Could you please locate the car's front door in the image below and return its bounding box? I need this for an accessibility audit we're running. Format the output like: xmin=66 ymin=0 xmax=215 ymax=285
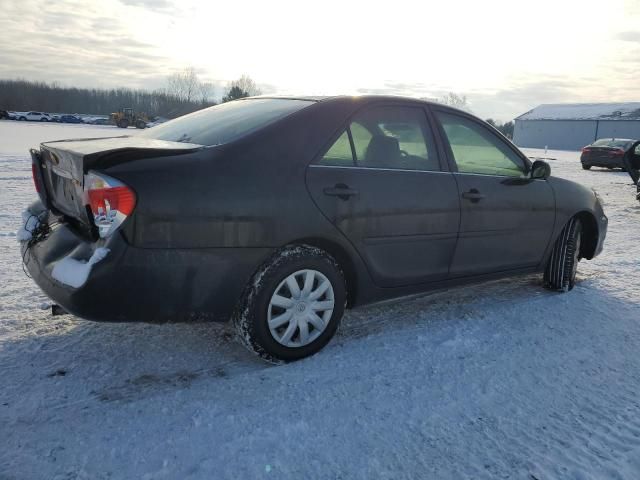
xmin=306 ymin=104 xmax=460 ymax=287
xmin=433 ymin=109 xmax=556 ymax=276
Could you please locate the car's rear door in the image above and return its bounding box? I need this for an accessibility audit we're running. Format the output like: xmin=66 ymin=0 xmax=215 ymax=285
xmin=432 ymin=108 xmax=555 ymax=276
xmin=306 ymin=104 xmax=460 ymax=287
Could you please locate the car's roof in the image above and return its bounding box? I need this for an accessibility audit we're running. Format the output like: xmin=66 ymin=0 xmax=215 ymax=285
xmin=241 ymin=94 xmax=440 ymax=106
xmin=239 ymin=94 xmax=467 ymax=114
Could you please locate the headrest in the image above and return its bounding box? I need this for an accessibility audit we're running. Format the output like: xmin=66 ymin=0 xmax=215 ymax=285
xmin=364 ymin=135 xmax=400 ymax=167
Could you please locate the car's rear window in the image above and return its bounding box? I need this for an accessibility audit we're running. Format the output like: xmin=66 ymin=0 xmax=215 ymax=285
xmin=592 ymin=138 xmax=633 ymax=149
xmin=139 ymin=98 xmax=314 ymax=146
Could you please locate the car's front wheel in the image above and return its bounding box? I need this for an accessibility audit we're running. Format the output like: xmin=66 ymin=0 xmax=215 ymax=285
xmin=234 ymin=245 xmax=346 ymax=363
xmin=582 ymin=164 xmax=591 ymax=170
xmin=544 ymin=218 xmax=582 ymax=292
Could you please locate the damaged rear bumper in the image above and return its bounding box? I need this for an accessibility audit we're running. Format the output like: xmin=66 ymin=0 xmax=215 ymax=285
xmin=22 ymin=219 xmax=271 ymax=323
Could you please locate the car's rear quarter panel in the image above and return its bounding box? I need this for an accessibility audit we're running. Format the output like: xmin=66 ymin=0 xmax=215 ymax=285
xmin=106 ymin=101 xmax=357 ymax=249
xmin=99 ymin=99 xmax=375 ymax=316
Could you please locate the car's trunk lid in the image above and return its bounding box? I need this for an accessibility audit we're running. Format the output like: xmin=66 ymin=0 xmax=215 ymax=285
xmin=585 ymin=146 xmax=623 ymax=160
xmin=35 ymin=136 xmax=202 ymax=225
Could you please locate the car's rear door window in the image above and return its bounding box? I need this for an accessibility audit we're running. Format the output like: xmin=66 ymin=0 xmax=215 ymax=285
xmin=349 ymin=122 xmax=372 ymax=162
xmin=350 ymin=106 xmax=440 ymax=171
xmin=320 ymin=130 xmax=355 ymax=166
xmin=436 ymin=111 xmax=526 ymax=177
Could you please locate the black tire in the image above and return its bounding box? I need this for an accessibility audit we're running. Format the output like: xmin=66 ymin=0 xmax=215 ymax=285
xmin=19 ymin=116 xmax=26 ymax=121
xmin=135 ymin=120 xmax=146 ymax=129
xmin=117 ymin=119 xmax=129 ymax=128
xmin=581 ymin=164 xmax=591 ymax=170
xmin=544 ymin=218 xmax=582 ymax=292
xmin=233 ymin=245 xmax=346 ymax=363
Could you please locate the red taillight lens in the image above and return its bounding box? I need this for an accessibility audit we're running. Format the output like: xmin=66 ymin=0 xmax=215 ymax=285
xmin=87 ymin=186 xmax=136 ymax=216
xmin=84 ymin=171 xmax=136 ymax=238
xmin=31 ymin=163 xmax=41 ymax=193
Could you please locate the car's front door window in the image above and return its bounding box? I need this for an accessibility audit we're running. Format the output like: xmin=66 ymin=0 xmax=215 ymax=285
xmin=436 ymin=112 xmax=526 ymax=177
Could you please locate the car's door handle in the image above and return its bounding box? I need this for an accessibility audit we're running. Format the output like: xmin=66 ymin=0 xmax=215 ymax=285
xmin=461 ymin=189 xmax=486 ymax=202
xmin=323 ymin=184 xmax=359 ymax=200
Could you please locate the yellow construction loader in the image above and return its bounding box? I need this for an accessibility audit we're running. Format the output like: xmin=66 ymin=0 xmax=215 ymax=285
xmin=110 ymin=108 xmax=148 ymax=129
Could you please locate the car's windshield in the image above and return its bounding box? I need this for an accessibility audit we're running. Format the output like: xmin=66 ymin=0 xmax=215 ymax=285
xmin=139 ymin=98 xmax=314 ymax=146
xmin=592 ymin=138 xmax=632 ymax=149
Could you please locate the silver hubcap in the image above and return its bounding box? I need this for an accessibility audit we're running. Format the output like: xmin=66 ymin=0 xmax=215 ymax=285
xmin=267 ymin=269 xmax=335 ymax=348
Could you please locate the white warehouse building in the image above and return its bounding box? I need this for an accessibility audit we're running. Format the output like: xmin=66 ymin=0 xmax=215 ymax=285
xmin=513 ymin=102 xmax=640 ymax=151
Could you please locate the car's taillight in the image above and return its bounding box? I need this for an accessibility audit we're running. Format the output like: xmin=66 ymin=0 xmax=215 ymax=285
xmin=581 ymin=147 xmax=590 ymax=154
xmin=612 ymin=149 xmax=625 ymax=156
xmin=84 ymin=171 xmax=136 ymax=238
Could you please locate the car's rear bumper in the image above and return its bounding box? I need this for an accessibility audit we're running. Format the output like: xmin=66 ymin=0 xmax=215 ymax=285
xmin=581 ymin=156 xmax=624 ymax=168
xmin=22 ymin=220 xmax=271 ymax=323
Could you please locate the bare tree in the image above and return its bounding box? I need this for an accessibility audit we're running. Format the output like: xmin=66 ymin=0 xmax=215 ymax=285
xmin=167 ymin=67 xmax=201 ymax=103
xmin=222 ymin=74 xmax=261 ymax=102
xmin=235 ymin=75 xmax=262 ymax=96
xmin=438 ymin=92 xmax=469 ymax=109
xmin=198 ymin=81 xmax=215 ymax=105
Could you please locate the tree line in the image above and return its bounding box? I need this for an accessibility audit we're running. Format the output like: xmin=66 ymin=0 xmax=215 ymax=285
xmin=435 ymin=93 xmax=514 ymax=139
xmin=485 ymin=118 xmax=514 ymax=139
xmin=0 ymin=70 xmax=262 ymax=119
xmin=0 ymin=75 xmax=514 ymax=135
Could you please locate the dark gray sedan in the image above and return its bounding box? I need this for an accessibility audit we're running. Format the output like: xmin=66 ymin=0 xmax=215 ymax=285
xmin=22 ymin=96 xmax=608 ymax=362
xmin=581 ymin=138 xmax=640 ymax=170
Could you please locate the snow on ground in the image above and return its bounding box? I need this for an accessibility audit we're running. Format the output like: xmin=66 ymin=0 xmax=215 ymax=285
xmin=1 ymin=120 xmax=640 ymax=479
xmin=0 ymin=120 xmax=130 ymax=156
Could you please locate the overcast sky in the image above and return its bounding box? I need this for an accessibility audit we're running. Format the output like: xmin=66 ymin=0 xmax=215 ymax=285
xmin=1 ymin=0 xmax=639 ymax=120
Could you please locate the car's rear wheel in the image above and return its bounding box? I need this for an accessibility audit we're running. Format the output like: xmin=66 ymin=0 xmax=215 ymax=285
xmin=544 ymin=218 xmax=582 ymax=292
xmin=582 ymin=164 xmax=591 ymax=170
xmin=234 ymin=245 xmax=346 ymax=363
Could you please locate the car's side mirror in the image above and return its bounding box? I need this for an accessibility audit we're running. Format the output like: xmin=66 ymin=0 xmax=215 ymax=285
xmin=531 ymin=160 xmax=551 ymax=180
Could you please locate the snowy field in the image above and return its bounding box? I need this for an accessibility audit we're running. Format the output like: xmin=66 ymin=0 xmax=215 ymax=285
xmin=1 ymin=120 xmax=640 ymax=479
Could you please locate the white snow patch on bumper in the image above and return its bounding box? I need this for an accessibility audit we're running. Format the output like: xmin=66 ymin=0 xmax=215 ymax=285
xmin=17 ymin=206 xmax=45 ymax=242
xmin=51 ymin=248 xmax=110 ymax=288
